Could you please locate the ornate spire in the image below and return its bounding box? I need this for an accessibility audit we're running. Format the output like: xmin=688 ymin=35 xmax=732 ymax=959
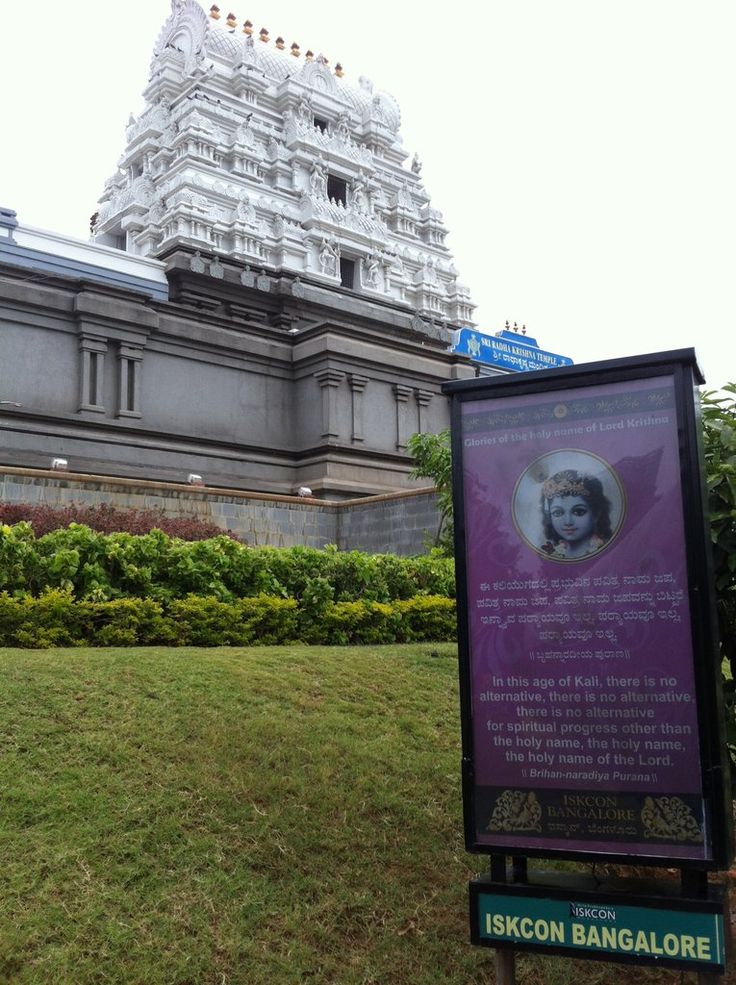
xmin=150 ymin=0 xmax=209 ymax=75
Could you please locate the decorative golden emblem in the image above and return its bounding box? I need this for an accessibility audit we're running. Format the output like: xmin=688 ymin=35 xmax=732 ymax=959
xmin=641 ymin=796 xmax=704 ymax=843
xmin=487 ymin=790 xmax=542 ymax=833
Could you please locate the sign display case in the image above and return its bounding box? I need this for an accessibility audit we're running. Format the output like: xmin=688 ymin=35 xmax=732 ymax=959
xmin=445 ymin=350 xmax=732 ymax=868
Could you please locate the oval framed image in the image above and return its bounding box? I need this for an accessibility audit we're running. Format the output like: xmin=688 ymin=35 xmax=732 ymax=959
xmin=512 ymin=449 xmax=626 ymax=562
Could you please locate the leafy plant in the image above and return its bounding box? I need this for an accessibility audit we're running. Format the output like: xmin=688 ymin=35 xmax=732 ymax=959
xmin=0 ymin=522 xmax=40 ymax=594
xmin=701 ymin=385 xmax=736 ymax=762
xmin=406 ymin=429 xmax=453 ymax=553
xmin=0 ymin=592 xmax=453 ymax=648
xmin=0 ymin=501 xmax=237 ymax=541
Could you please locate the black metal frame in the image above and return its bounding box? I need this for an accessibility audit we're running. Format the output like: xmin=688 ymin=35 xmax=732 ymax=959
xmin=443 ymin=349 xmax=733 ymax=870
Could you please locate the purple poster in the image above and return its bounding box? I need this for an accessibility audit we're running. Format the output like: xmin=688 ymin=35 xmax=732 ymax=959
xmin=461 ymin=375 xmax=708 ymax=860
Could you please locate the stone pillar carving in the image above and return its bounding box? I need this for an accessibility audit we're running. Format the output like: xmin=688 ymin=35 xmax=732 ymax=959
xmin=415 ymin=389 xmax=433 ymax=434
xmin=79 ymin=336 xmax=107 ymax=413
xmin=348 ymin=374 xmax=369 ymax=443
xmin=315 ymin=369 xmax=345 ymax=439
xmin=117 ymin=344 xmax=144 ymax=419
xmin=393 ymin=383 xmax=413 ymax=450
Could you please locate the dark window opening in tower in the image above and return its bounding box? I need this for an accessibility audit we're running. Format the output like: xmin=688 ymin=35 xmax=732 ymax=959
xmin=339 ymin=258 xmax=355 ymax=289
xmin=327 ymin=174 xmax=347 ymax=206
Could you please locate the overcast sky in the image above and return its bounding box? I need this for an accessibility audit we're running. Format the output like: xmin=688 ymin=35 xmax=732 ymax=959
xmin=2 ymin=1 xmax=734 ymax=387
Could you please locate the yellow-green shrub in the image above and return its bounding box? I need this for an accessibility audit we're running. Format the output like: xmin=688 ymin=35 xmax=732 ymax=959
xmin=394 ymin=597 xmax=457 ymax=642
xmin=167 ymin=594 xmax=299 ymax=646
xmin=0 ymin=593 xmax=455 ymax=648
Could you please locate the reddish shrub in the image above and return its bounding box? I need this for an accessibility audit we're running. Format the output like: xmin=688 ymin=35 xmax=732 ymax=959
xmin=0 ymin=502 xmax=241 ymax=541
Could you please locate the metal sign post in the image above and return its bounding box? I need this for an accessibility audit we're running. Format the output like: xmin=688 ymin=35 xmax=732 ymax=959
xmin=444 ymin=350 xmax=733 ymax=975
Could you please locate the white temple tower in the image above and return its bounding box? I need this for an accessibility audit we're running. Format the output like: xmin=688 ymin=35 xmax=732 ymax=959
xmin=0 ymin=2 xmax=478 ymax=501
xmin=93 ymin=0 xmax=475 ymax=333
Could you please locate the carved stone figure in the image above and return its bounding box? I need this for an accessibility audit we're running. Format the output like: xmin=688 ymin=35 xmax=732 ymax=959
xmin=319 ymin=238 xmax=339 ymax=277
xmin=351 ymin=174 xmax=369 ymax=213
xmin=148 ymin=199 xmax=166 ymax=225
xmin=234 ymin=117 xmax=255 ymax=148
xmin=371 ymin=94 xmax=386 ymax=123
xmin=310 ymin=161 xmax=327 ymax=198
xmin=242 ymin=35 xmax=259 ymax=66
xmin=364 ymin=253 xmax=381 ymax=288
xmin=424 ymin=255 xmax=439 ymax=285
xmin=335 ymin=112 xmax=351 ymax=143
xmin=397 ymin=181 xmax=413 ymax=209
xmin=296 ymin=95 xmax=312 ymax=124
xmin=236 ymin=195 xmax=256 ymax=225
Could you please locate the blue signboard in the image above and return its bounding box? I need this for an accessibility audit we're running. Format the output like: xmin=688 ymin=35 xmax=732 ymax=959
xmin=452 ymin=329 xmax=573 ymax=373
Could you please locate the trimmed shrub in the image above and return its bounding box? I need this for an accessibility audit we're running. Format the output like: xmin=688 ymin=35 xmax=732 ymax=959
xmin=83 ymin=597 xmax=175 ymax=647
xmin=0 ymin=524 xmax=455 ymax=604
xmin=167 ymin=595 xmax=299 ymax=646
xmin=298 ymin=601 xmax=400 ymax=646
xmin=394 ymin=596 xmax=457 ymax=642
xmin=166 ymin=596 xmax=249 ymax=646
xmin=0 ymin=502 xmax=237 ymax=541
xmin=0 ymin=594 xmax=454 ymax=648
xmin=236 ymin=595 xmax=300 ymax=645
xmin=0 ymin=588 xmax=88 ymax=648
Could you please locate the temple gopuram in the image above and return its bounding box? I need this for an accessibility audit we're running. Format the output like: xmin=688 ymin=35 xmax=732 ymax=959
xmin=0 ymin=0 xmax=479 ymax=499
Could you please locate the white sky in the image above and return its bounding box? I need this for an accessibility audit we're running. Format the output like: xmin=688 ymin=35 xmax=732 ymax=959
xmin=2 ymin=1 xmax=734 ymax=387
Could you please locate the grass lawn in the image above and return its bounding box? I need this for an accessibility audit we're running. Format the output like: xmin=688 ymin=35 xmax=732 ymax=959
xmin=0 ymin=644 xmax=728 ymax=984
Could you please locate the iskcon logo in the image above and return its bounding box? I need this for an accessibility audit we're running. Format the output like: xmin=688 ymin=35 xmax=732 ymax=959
xmin=570 ymin=903 xmax=617 ymax=922
xmin=468 ymin=334 xmax=482 ymax=359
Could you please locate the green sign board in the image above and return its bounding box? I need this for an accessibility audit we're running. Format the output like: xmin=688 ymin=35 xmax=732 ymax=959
xmin=470 ymin=876 xmax=728 ymax=973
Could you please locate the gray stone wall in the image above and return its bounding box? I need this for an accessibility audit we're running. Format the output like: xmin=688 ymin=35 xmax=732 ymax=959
xmin=336 ymin=490 xmax=442 ymax=554
xmin=0 ymin=468 xmax=441 ymax=555
xmin=0 ymin=252 xmax=475 ymax=500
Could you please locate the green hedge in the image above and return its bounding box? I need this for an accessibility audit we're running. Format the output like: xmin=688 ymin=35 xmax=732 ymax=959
xmin=0 ymin=591 xmax=457 ymax=648
xmin=0 ymin=524 xmax=454 ymax=603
